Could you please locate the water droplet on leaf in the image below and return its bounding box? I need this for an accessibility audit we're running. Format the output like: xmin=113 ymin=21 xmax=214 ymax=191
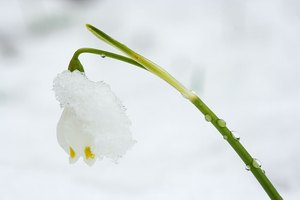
xmin=205 ymin=114 xmax=212 ymax=122
xmin=101 ymin=54 xmax=106 ymax=58
xmin=232 ymin=130 xmax=240 ymax=141
xmin=217 ymin=119 xmax=226 ymax=127
xmin=245 ymin=165 xmax=251 ymax=171
xmin=252 ymin=158 xmax=262 ymax=168
xmin=223 ymin=135 xmax=228 ymax=140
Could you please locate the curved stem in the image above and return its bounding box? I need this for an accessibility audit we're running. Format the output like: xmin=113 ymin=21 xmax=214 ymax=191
xmin=86 ymin=24 xmax=193 ymax=99
xmin=68 ymin=48 xmax=146 ymax=72
xmin=84 ymin=24 xmax=283 ymax=199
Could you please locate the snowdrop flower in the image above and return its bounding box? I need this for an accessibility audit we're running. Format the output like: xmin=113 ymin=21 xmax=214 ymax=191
xmin=53 ymin=70 xmax=135 ymax=165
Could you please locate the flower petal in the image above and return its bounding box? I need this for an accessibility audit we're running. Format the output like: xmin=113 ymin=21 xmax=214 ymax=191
xmin=54 ymin=70 xmax=136 ymax=163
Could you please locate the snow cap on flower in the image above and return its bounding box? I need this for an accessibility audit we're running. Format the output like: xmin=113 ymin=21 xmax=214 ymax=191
xmin=53 ymin=70 xmax=135 ymax=165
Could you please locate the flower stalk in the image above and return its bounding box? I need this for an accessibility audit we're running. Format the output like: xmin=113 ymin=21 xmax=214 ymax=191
xmin=67 ymin=24 xmax=283 ymax=199
xmin=68 ymin=48 xmax=146 ymax=72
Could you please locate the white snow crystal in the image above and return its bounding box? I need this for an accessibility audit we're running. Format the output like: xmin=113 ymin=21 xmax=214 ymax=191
xmin=53 ymin=70 xmax=135 ymax=165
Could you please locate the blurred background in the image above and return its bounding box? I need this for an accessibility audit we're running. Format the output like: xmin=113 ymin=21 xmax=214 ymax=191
xmin=1 ymin=0 xmax=300 ymax=199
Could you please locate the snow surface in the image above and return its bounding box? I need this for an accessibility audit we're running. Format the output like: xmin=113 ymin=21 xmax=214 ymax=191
xmin=1 ymin=0 xmax=300 ymax=199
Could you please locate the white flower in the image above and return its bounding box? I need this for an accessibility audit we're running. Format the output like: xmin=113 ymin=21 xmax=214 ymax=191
xmin=53 ymin=70 xmax=135 ymax=165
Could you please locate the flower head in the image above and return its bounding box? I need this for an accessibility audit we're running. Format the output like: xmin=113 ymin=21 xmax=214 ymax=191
xmin=53 ymin=70 xmax=135 ymax=165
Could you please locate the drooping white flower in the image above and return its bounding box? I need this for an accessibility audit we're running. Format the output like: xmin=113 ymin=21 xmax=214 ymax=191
xmin=53 ymin=70 xmax=135 ymax=165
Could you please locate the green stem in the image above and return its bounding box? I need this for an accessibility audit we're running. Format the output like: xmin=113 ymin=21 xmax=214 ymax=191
xmin=192 ymin=96 xmax=282 ymax=200
xmin=86 ymin=24 xmax=193 ymax=99
xmin=83 ymin=24 xmax=283 ymax=199
xmin=68 ymin=48 xmax=146 ymax=72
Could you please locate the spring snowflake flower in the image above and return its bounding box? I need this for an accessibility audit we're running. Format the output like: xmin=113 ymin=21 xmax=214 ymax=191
xmin=53 ymin=70 xmax=135 ymax=165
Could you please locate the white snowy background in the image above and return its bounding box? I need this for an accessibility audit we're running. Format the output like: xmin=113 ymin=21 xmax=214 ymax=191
xmin=1 ymin=0 xmax=299 ymax=199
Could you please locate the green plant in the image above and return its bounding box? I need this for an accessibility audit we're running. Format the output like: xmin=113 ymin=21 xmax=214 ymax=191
xmin=64 ymin=24 xmax=283 ymax=200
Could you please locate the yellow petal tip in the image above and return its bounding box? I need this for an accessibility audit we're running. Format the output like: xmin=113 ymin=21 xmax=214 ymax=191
xmin=69 ymin=147 xmax=76 ymax=159
xmin=84 ymin=146 xmax=95 ymax=160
